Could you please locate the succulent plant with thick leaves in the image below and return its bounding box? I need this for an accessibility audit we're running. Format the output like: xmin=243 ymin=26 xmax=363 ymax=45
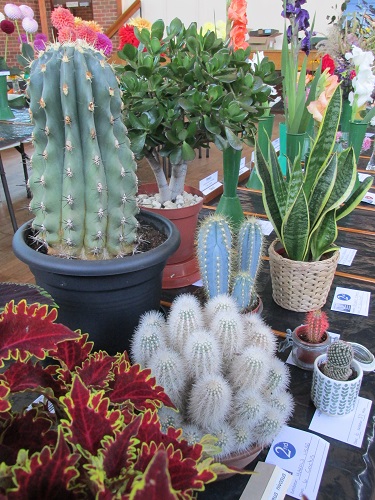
xmin=28 ymin=41 xmax=139 ymax=259
xmin=131 ymin=293 xmax=293 ymax=457
xmin=255 ymin=86 xmax=373 ymax=261
xmin=117 ymin=18 xmax=281 ymax=204
xmin=197 ymin=214 xmax=264 ymax=311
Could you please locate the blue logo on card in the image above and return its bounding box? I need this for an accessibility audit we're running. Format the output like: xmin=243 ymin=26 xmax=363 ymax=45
xmin=337 ymin=293 xmax=351 ymax=301
xmin=273 ymin=442 xmax=296 ymax=459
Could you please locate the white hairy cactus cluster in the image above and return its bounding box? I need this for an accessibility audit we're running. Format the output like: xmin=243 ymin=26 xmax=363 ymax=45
xmin=131 ymin=293 xmax=293 ymax=458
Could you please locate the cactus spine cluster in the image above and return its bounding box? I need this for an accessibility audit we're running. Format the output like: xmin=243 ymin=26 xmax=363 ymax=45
xmin=131 ymin=293 xmax=293 ymax=457
xmin=28 ymin=42 xmax=139 ymax=259
xmin=305 ymin=309 xmax=329 ymax=343
xmin=196 ymin=215 xmax=264 ymax=311
xmin=323 ymin=340 xmax=354 ymax=381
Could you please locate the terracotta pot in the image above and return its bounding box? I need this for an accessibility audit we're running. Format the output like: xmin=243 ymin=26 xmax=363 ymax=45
xmin=292 ymin=325 xmax=331 ymax=371
xmin=218 ymin=445 xmax=263 ymax=480
xmin=137 ymin=184 xmax=204 ymax=289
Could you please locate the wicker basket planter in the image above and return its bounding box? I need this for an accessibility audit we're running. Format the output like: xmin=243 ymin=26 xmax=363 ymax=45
xmin=268 ymin=240 xmax=339 ymax=312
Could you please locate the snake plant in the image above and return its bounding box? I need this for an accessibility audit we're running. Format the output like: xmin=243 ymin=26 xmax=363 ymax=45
xmin=255 ymin=86 xmax=373 ymax=262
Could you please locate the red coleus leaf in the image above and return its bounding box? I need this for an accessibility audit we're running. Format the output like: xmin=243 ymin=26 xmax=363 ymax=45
xmin=0 ymin=381 xmax=11 ymax=412
xmin=0 ymin=301 xmax=80 ymax=367
xmin=0 ymin=408 xmax=57 ymax=465
xmin=49 ymin=333 xmax=94 ymax=379
xmin=101 ymin=414 xmax=142 ymax=479
xmin=0 ymin=359 xmax=66 ymax=401
xmin=75 ymin=350 xmax=116 ymax=389
xmin=8 ymin=428 xmax=79 ymax=500
xmin=130 ymin=449 xmax=179 ymax=500
xmin=61 ymin=375 xmax=122 ymax=455
xmin=107 ymin=357 xmax=174 ymax=411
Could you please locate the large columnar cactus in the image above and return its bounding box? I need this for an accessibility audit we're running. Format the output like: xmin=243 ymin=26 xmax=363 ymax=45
xmin=28 ymin=42 xmax=139 ymax=259
xmin=131 ymin=293 xmax=293 ymax=457
xmin=323 ymin=340 xmax=354 ymax=381
xmin=196 ymin=215 xmax=264 ymax=311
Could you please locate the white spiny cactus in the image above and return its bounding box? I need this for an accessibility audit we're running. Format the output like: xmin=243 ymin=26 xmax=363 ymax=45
xmin=204 ymin=294 xmax=239 ymax=323
xmin=210 ymin=310 xmax=245 ymax=363
xmin=131 ymin=311 xmax=166 ymax=367
xmin=208 ymin=423 xmax=237 ymax=458
xmin=243 ymin=314 xmax=278 ymax=353
xmin=184 ymin=329 xmax=222 ymax=379
xmin=158 ymin=406 xmax=183 ymax=434
xmin=233 ymin=388 xmax=265 ymax=424
xmin=149 ymin=348 xmax=187 ymax=409
xmin=231 ymin=416 xmax=257 ymax=453
xmin=263 ymin=358 xmax=291 ymax=396
xmin=181 ymin=424 xmax=204 ymax=446
xmin=189 ymin=373 xmax=232 ymax=429
xmin=167 ymin=294 xmax=203 ymax=351
xmin=252 ymin=408 xmax=286 ymax=447
xmin=268 ymin=391 xmax=294 ymax=421
xmin=228 ymin=346 xmax=269 ymax=391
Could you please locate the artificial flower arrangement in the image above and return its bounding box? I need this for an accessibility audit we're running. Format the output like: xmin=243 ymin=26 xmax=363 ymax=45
xmin=118 ymin=16 xmax=152 ymax=49
xmin=50 ymin=6 xmax=113 ymax=56
xmin=0 ymin=3 xmax=45 ymax=73
xmin=0 ymin=290 xmax=235 ymax=497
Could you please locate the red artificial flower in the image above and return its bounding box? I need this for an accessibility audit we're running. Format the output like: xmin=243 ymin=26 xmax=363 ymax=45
xmin=0 ymin=19 xmax=15 ymax=35
xmin=118 ymin=25 xmax=140 ymax=50
xmin=350 ymin=70 xmax=356 ymax=79
xmin=321 ymin=54 xmax=335 ymax=75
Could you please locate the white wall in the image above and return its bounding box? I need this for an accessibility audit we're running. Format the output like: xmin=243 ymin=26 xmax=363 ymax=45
xmin=123 ymin=0 xmax=339 ymax=49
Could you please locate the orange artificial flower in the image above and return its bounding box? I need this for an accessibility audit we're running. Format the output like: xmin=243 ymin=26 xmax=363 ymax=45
xmin=230 ymin=23 xmax=249 ymax=50
xmin=228 ymin=0 xmax=247 ymax=22
xmin=307 ymin=74 xmax=340 ymax=122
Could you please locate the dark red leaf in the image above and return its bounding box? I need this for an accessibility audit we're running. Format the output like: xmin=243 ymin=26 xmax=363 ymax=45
xmin=0 ymin=282 xmax=57 ymax=312
xmin=107 ymin=358 xmax=174 ymax=411
xmin=76 ymin=351 xmax=115 ymax=389
xmin=130 ymin=449 xmax=178 ymax=500
xmin=61 ymin=375 xmax=122 ymax=455
xmin=8 ymin=428 xmax=79 ymax=499
xmin=0 ymin=408 xmax=57 ymax=465
xmin=0 ymin=301 xmax=80 ymax=366
xmin=49 ymin=333 xmax=94 ymax=377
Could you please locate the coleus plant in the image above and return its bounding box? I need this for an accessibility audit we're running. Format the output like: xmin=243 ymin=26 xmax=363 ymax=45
xmin=0 ymin=292 xmax=232 ymax=498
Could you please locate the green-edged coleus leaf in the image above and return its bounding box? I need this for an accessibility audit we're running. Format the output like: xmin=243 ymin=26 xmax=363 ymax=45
xmin=106 ymin=358 xmax=174 ymax=411
xmin=49 ymin=333 xmax=94 ymax=380
xmin=129 ymin=449 xmax=178 ymax=500
xmin=0 ymin=381 xmax=10 ymax=412
xmin=75 ymin=351 xmax=115 ymax=389
xmin=309 ymin=209 xmax=339 ymax=261
xmin=0 ymin=359 xmax=65 ymax=401
xmin=281 ymin=185 xmax=310 ymax=261
xmin=0 ymin=301 xmax=80 ymax=368
xmin=0 ymin=408 xmax=57 ymax=465
xmin=61 ymin=375 xmax=122 ymax=455
xmin=10 ymin=428 xmax=79 ymax=499
xmin=0 ymin=282 xmax=57 ymax=313
xmin=101 ymin=415 xmax=142 ymax=480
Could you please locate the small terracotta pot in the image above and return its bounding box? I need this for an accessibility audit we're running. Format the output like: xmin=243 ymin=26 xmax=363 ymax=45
xmin=292 ymin=325 xmax=331 ymax=371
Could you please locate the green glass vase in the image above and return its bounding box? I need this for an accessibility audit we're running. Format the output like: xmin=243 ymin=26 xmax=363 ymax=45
xmin=216 ymin=146 xmax=245 ymax=226
xmin=247 ymin=114 xmax=275 ymax=190
xmin=278 ymin=122 xmax=287 ymax=175
xmin=349 ymin=120 xmax=368 ymax=163
xmin=0 ymin=74 xmax=15 ymax=120
xmin=340 ymin=99 xmax=352 ymax=133
xmin=286 ymin=131 xmax=306 ymax=165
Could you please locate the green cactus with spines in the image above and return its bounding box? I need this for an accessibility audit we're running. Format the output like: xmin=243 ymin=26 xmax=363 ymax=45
xmin=323 ymin=340 xmax=354 ymax=381
xmin=28 ymin=42 xmax=138 ymax=259
xmin=197 ymin=215 xmax=264 ymax=311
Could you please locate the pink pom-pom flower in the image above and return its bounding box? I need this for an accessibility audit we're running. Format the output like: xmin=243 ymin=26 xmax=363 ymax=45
xmin=22 ymin=16 xmax=38 ymax=33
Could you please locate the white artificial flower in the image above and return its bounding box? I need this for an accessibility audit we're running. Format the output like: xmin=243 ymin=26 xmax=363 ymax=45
xmin=19 ymin=5 xmax=34 ymax=19
xmin=22 ymin=16 xmax=38 ymax=33
xmin=0 ymin=12 xmax=5 ymax=22
xmin=249 ymin=51 xmax=264 ymax=70
xmin=345 ymin=45 xmax=374 ymax=68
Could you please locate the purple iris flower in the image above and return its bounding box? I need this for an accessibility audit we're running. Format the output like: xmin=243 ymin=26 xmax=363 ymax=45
xmin=296 ymin=8 xmax=310 ymax=30
xmin=300 ymin=30 xmax=311 ymax=55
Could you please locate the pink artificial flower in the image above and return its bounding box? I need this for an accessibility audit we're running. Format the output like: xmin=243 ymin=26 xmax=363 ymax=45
xmin=22 ymin=16 xmax=38 ymax=33
xmin=51 ymin=6 xmax=75 ymax=30
xmin=57 ymin=26 xmax=77 ymax=43
xmin=75 ymin=24 xmax=98 ymax=45
xmin=4 ymin=3 xmax=22 ymax=20
xmin=95 ymin=32 xmax=113 ymax=56
xmin=336 ymin=131 xmax=343 ymax=142
xmin=307 ymin=74 xmax=340 ymax=122
xmin=362 ymin=136 xmax=372 ymax=152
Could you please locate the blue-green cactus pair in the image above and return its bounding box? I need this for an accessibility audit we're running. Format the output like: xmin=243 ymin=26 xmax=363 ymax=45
xmin=197 ymin=214 xmax=264 ymax=311
xmin=28 ymin=42 xmax=138 ymax=259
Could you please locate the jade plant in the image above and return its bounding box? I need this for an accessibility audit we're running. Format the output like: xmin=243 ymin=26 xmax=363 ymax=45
xmin=323 ymin=340 xmax=354 ymax=381
xmin=27 ymin=41 xmax=139 ymax=259
xmin=131 ymin=294 xmax=293 ymax=458
xmin=0 ymin=296 xmax=235 ymax=498
xmin=117 ymin=18 xmax=280 ymax=204
xmin=197 ymin=214 xmax=264 ymax=311
xmin=255 ymin=85 xmax=373 ymax=261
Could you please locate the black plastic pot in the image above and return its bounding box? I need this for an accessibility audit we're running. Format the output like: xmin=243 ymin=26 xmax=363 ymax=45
xmin=12 ymin=212 xmax=180 ymax=355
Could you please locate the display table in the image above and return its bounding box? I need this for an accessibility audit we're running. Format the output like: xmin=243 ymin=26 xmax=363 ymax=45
xmin=160 ymin=148 xmax=375 ymax=499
